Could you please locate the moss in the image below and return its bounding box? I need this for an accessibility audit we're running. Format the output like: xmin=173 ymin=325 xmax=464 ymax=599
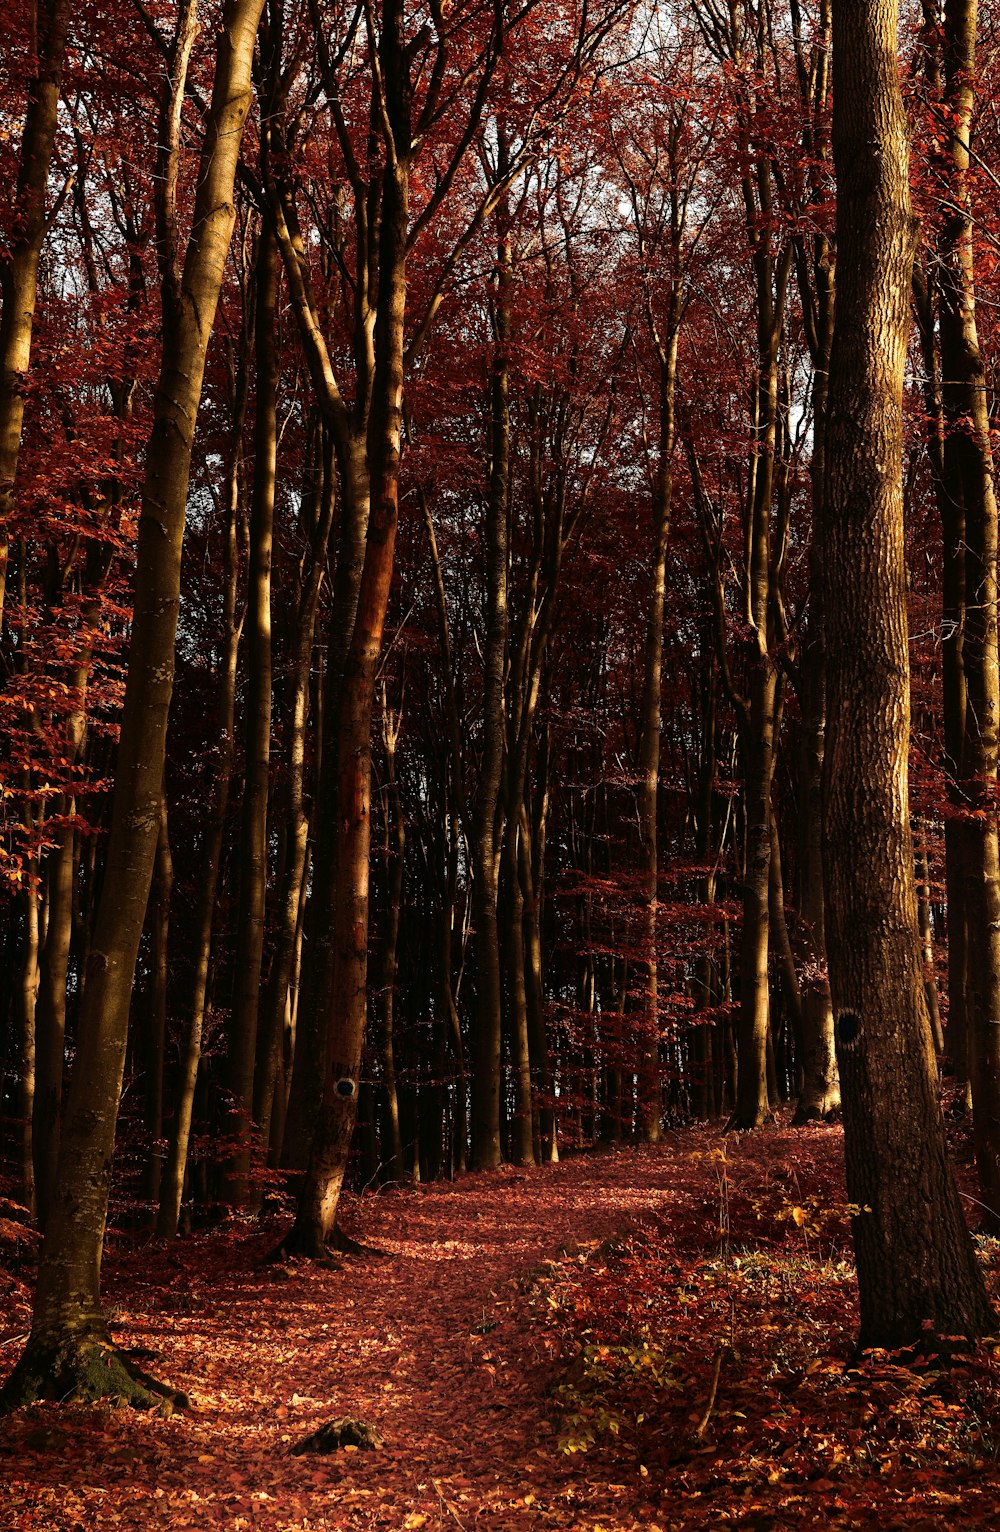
xmin=0 ymin=1332 xmax=188 ymax=1416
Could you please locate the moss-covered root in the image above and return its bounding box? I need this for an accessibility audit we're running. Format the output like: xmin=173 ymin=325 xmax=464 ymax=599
xmin=0 ymin=1334 xmax=189 ymax=1416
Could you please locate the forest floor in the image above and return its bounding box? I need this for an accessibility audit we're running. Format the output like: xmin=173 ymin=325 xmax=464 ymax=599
xmin=3 ymin=1117 xmax=1000 ymax=1530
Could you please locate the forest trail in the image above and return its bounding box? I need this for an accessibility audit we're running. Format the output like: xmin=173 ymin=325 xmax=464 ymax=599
xmin=7 ymin=1120 xmax=998 ymax=1531
xmin=0 ymin=1131 xmax=783 ymax=1532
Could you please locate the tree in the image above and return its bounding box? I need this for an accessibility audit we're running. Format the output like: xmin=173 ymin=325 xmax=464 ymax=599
xmin=0 ymin=0 xmax=267 ymax=1409
xmin=822 ymin=0 xmax=993 ymax=1348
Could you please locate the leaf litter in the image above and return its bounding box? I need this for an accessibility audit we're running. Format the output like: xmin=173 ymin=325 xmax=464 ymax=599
xmin=2 ymin=1117 xmax=1000 ymax=1529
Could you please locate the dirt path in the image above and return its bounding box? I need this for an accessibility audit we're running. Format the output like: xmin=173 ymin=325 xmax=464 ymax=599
xmin=1 ymin=1140 xmax=725 ymax=1532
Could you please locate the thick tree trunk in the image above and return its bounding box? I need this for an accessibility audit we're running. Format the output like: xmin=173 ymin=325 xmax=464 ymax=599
xmin=822 ymin=0 xmax=993 ymax=1348
xmin=1 ymin=0 xmax=266 ymax=1408
xmin=281 ymin=79 xmax=410 ymax=1252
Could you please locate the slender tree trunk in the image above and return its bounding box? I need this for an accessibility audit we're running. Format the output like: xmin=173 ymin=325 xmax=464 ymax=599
xmin=795 ymin=585 xmax=840 ymax=1121
xmin=471 ymin=163 xmax=511 ymax=1172
xmin=32 ymin=813 xmax=73 ymax=1228
xmin=502 ymin=822 xmax=535 ymax=1165
xmin=254 ymin=432 xmax=333 ymax=1168
xmin=729 ymin=243 xmax=788 ymax=1129
xmin=637 ymin=338 xmax=678 ymax=1144
xmin=731 ymin=659 xmax=777 ymax=1127
xmin=144 ymin=796 xmax=172 ymax=1209
xmin=158 ymin=346 xmax=247 ymax=1241
xmin=376 ymin=695 xmax=405 ymax=1180
xmin=0 ymin=0 xmax=73 ymax=630
xmin=226 ymin=224 xmax=278 ymax=1204
xmin=917 ymin=837 xmax=946 ymax=1055
xmin=933 ymin=0 xmax=1000 ymax=1228
xmin=822 ymin=0 xmax=993 ymax=1347
xmin=1 ymin=0 xmax=266 ymax=1407
xmin=519 ymin=801 xmax=556 ymax=1160
xmin=281 ymin=438 xmax=369 ymax=1169
xmin=18 ymin=845 xmax=40 ymax=1217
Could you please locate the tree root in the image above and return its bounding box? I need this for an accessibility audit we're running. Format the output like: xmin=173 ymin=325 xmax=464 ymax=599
xmin=270 ymin=1219 xmax=387 ymax=1264
xmin=0 ymin=1332 xmax=188 ymax=1416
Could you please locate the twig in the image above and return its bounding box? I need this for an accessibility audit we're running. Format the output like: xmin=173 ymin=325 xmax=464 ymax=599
xmin=432 ymin=1478 xmax=467 ymax=1529
xmin=692 ymin=1345 xmax=729 ymax=1441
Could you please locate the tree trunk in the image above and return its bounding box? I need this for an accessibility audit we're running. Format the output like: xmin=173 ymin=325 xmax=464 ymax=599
xmin=470 ymin=163 xmax=511 ymax=1173
xmin=253 ymin=430 xmax=333 ymax=1170
xmin=917 ymin=837 xmax=945 ymax=1056
xmin=158 ymin=340 xmax=247 ymax=1241
xmin=637 ymin=337 xmax=678 ymax=1144
xmin=281 ymin=436 xmax=369 ymax=1170
xmin=280 ymin=57 xmax=410 ymax=1251
xmin=144 ymin=796 xmax=172 ymax=1210
xmin=730 ymin=656 xmax=777 ymax=1127
xmin=0 ymin=0 xmax=74 ymax=631
xmin=822 ymin=0 xmax=993 ymax=1348
xmin=519 ymin=801 xmax=556 ymax=1160
xmin=502 ymin=822 xmax=536 ymax=1166
xmin=226 ymin=224 xmax=278 ymax=1205
xmin=932 ymin=0 xmax=1000 ymax=1230
xmin=1 ymin=0 xmax=266 ymax=1408
xmin=18 ymin=845 xmax=40 ymax=1217
xmin=32 ymin=814 xmax=73 ymax=1228
xmin=376 ymin=695 xmax=405 ymax=1180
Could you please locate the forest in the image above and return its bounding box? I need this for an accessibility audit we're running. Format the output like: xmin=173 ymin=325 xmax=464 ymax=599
xmin=4 ymin=0 xmax=1000 ymax=1525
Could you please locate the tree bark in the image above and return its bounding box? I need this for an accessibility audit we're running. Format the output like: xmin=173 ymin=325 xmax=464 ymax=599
xmin=1 ymin=0 xmax=266 ymax=1408
xmin=822 ymin=0 xmax=993 ymax=1348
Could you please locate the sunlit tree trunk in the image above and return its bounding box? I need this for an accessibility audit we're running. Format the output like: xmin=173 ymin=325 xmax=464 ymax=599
xmin=823 ymin=0 xmax=993 ymax=1347
xmin=1 ymin=0 xmax=266 ymax=1407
